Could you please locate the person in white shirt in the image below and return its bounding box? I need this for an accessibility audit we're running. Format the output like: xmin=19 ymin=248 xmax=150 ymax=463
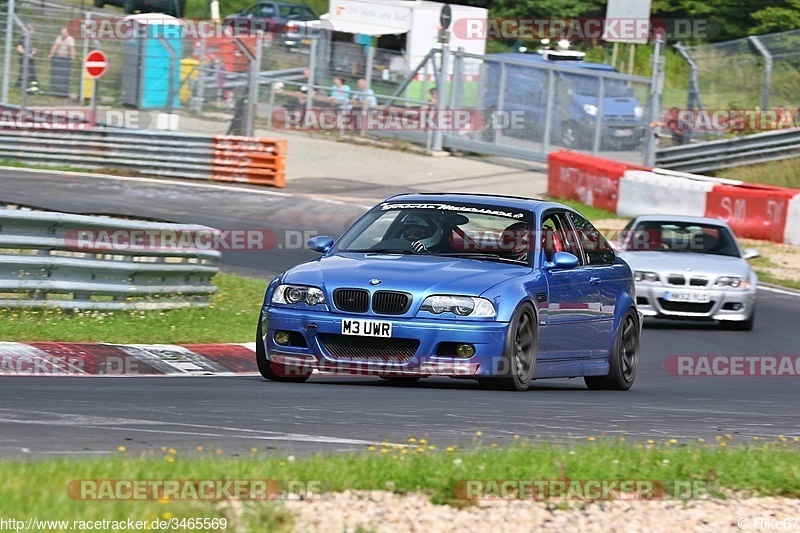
xmin=48 ymin=27 xmax=75 ymax=97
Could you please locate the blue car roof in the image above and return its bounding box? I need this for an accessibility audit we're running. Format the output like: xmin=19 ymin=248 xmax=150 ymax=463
xmin=490 ymin=53 xmax=618 ymax=72
xmin=382 ymin=193 xmax=562 ymax=213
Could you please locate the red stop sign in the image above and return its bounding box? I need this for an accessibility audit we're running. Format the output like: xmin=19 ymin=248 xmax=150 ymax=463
xmin=85 ymin=50 xmax=107 ymax=79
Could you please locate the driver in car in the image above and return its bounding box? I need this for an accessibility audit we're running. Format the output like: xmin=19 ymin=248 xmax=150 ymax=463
xmin=402 ymin=220 xmax=443 ymax=254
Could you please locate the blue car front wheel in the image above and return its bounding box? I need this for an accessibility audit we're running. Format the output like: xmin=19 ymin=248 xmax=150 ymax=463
xmin=479 ymin=303 xmax=537 ymax=392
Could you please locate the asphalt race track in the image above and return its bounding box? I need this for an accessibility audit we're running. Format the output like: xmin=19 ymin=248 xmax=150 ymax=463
xmin=1 ymin=169 xmax=799 ymax=457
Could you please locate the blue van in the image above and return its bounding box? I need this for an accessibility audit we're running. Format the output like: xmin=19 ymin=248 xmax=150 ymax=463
xmin=482 ymin=51 xmax=646 ymax=150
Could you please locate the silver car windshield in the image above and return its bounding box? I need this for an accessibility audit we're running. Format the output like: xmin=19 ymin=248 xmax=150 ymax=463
xmin=624 ymin=222 xmax=740 ymax=258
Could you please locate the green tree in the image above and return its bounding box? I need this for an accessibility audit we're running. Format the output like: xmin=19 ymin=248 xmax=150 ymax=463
xmin=750 ymin=0 xmax=800 ymax=34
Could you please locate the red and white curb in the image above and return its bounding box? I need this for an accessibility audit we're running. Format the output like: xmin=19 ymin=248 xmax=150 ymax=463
xmin=0 ymin=342 xmax=258 ymax=376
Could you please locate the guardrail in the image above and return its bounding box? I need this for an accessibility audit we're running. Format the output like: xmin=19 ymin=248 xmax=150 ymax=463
xmin=655 ymin=128 xmax=800 ymax=173
xmin=0 ymin=128 xmax=287 ymax=187
xmin=0 ymin=208 xmax=222 ymax=310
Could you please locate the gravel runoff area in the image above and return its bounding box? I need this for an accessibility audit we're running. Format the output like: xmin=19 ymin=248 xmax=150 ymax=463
xmin=285 ymin=490 xmax=800 ymax=532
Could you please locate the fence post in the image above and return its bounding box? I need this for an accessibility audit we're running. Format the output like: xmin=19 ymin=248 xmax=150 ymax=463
xmin=674 ymin=42 xmax=700 ymax=145
xmin=591 ymin=77 xmax=605 ymax=155
xmin=1 ymin=0 xmax=15 ymax=104
xmin=748 ymin=35 xmax=772 ymax=111
xmin=305 ymin=36 xmax=317 ymax=118
xmin=431 ymin=43 xmax=449 ymax=152
xmin=491 ymin=60 xmax=506 ymax=146
xmin=246 ymin=32 xmax=263 ymax=137
xmin=645 ymin=32 xmax=666 ymax=167
xmin=542 ymin=69 xmax=555 ymax=153
xmin=79 ymin=13 xmax=89 ymax=105
xmin=19 ymin=23 xmax=30 ymax=110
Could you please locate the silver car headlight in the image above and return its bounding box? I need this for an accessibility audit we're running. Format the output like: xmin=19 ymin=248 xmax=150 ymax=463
xmin=634 ymin=271 xmax=660 ymax=283
xmin=271 ymin=284 xmax=326 ymax=305
xmin=420 ymin=296 xmax=496 ymax=317
xmin=714 ymin=276 xmax=750 ymax=289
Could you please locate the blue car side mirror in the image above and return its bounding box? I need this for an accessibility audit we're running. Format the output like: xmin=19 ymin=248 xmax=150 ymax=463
xmin=307 ymin=236 xmax=334 ymax=254
xmin=544 ymin=252 xmax=580 ymax=270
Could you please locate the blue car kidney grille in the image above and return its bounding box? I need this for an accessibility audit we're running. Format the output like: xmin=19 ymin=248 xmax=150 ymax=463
xmin=372 ymin=291 xmax=411 ymax=315
xmin=318 ymin=334 xmax=418 ymax=363
xmin=333 ymin=289 xmax=370 ymax=312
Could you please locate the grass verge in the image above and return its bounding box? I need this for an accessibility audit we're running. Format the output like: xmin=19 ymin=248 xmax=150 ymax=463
xmin=716 ymin=158 xmax=800 ymax=189
xmin=546 ymin=197 xmax=619 ymax=221
xmin=1 ymin=440 xmax=798 ymax=531
xmin=0 ymin=273 xmax=267 ymax=344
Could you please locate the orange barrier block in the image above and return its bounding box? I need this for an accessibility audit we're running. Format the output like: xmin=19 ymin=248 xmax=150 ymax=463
xmin=210 ymin=135 xmax=287 ymax=188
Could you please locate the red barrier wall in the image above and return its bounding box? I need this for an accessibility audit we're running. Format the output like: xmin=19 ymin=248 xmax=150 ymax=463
xmin=547 ymin=151 xmax=649 ymax=212
xmin=705 ymin=184 xmax=797 ymax=243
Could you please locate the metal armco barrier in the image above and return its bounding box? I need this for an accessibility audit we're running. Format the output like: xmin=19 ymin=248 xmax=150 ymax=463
xmin=0 ymin=129 xmax=287 ymax=188
xmin=0 ymin=208 xmax=221 ymax=310
xmin=549 ymin=151 xmax=800 ymax=245
xmin=655 ymin=128 xmax=800 ymax=173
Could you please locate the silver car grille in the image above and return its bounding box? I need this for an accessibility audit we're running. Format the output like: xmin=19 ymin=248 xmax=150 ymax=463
xmin=667 ymin=274 xmax=709 ymax=287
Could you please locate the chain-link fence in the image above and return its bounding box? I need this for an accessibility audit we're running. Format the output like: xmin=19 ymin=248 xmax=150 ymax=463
xmin=2 ymin=0 xmax=655 ymax=164
xmin=677 ymin=29 xmax=800 ymax=115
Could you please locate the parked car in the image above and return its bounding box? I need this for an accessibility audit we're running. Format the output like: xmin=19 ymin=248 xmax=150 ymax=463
xmin=616 ymin=215 xmax=759 ymax=330
xmin=224 ymin=1 xmax=320 ymax=51
xmin=482 ymin=50 xmax=646 ymax=150
xmin=256 ymin=193 xmax=642 ymax=391
xmin=94 ymin=0 xmax=186 ymax=18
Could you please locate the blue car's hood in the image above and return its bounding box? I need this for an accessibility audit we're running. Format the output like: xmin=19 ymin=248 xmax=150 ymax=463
xmin=282 ymin=253 xmax=530 ymax=297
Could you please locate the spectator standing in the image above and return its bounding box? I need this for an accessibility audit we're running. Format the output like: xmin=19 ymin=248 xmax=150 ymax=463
xmin=16 ymin=24 xmax=39 ymax=93
xmin=48 ymin=27 xmax=75 ymax=97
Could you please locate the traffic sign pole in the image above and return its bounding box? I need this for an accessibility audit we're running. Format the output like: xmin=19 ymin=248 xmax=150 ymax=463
xmin=84 ymin=50 xmax=107 ymax=125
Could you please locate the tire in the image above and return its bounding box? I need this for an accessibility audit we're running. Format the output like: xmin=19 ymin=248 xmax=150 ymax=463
xmin=255 ymin=321 xmax=311 ymax=383
xmin=585 ymin=309 xmax=639 ymax=390
xmin=478 ymin=303 xmax=537 ymax=391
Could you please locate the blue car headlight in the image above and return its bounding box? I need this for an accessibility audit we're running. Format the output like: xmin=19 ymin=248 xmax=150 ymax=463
xmin=419 ymin=295 xmax=496 ymax=317
xmin=271 ymin=284 xmax=326 ymax=306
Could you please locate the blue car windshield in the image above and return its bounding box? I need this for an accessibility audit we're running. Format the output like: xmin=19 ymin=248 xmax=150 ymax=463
xmin=335 ymin=204 xmax=533 ymax=263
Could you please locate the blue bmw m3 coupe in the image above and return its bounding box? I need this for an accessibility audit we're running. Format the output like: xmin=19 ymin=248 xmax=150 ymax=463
xmin=257 ymin=193 xmax=641 ymax=391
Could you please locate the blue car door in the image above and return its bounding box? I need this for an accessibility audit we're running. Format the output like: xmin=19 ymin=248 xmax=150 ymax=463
xmin=538 ymin=211 xmax=601 ymax=360
xmin=568 ymin=212 xmax=619 ymax=354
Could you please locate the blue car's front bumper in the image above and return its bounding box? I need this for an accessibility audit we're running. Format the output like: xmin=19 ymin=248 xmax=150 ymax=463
xmin=260 ymin=306 xmax=511 ymax=378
